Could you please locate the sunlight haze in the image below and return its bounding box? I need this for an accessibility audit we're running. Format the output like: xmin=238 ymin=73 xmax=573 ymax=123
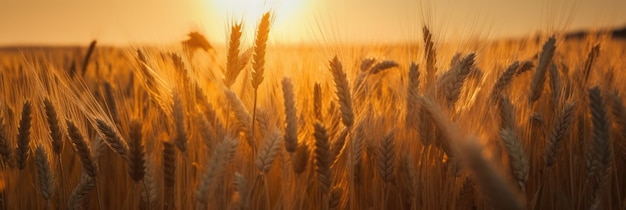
xmin=0 ymin=0 xmax=625 ymax=46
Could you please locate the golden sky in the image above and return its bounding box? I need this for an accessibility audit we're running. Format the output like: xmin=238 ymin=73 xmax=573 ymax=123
xmin=0 ymin=0 xmax=625 ymax=46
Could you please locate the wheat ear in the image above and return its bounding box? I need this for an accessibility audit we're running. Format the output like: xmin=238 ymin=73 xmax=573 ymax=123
xmin=95 ymin=118 xmax=129 ymax=159
xmin=586 ymin=87 xmax=612 ymax=178
xmin=67 ymin=173 xmax=96 ymax=210
xmin=35 ymin=144 xmax=55 ymax=201
xmin=233 ymin=172 xmax=249 ymax=210
xmin=406 ymin=63 xmax=421 ymax=130
xmin=329 ymin=56 xmax=354 ymax=127
xmin=282 ymin=77 xmax=298 ymax=153
xmin=43 ymin=98 xmax=63 ymax=155
xmin=545 ymin=102 xmax=576 ymax=167
xmin=376 ymin=131 xmax=396 ymax=183
xmin=128 ymin=119 xmax=145 ymax=182
xmin=224 ymin=23 xmax=244 ymax=88
xmin=16 ymin=101 xmax=32 ymax=170
xmin=499 ymin=129 xmax=529 ymax=191
xmin=251 ymin=12 xmax=271 ymax=89
xmin=292 ymin=143 xmax=309 ymax=174
xmin=529 ymin=37 xmax=556 ymax=103
xmin=256 ymin=129 xmax=283 ymax=173
xmin=224 ymin=89 xmax=255 ymax=149
xmin=172 ymin=90 xmax=187 ymax=152
xmin=66 ymin=120 xmax=98 ymax=178
xmin=314 ymin=121 xmax=333 ymax=194
xmin=0 ymin=116 xmax=12 ymax=164
xmin=196 ymin=136 xmax=239 ymax=207
xmin=490 ymin=61 xmax=520 ymax=102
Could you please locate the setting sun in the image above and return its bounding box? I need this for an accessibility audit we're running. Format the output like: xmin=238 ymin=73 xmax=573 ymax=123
xmin=204 ymin=0 xmax=310 ymax=44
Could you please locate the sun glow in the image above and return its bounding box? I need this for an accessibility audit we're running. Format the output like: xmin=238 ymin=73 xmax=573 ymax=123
xmin=205 ymin=0 xmax=310 ymax=44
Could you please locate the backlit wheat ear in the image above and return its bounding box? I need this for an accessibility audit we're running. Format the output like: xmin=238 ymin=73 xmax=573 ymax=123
xmin=529 ymin=37 xmax=556 ymax=103
xmin=43 ymin=98 xmax=63 ymax=155
xmin=405 ymin=63 xmax=421 ymax=130
xmin=128 ymin=119 xmax=145 ymax=182
xmin=67 ymin=173 xmax=96 ymax=210
xmin=162 ymin=140 xmax=176 ymax=189
xmin=498 ymin=96 xmax=516 ymax=131
xmin=490 ymin=61 xmax=520 ymax=102
xmin=35 ymin=144 xmax=54 ymax=201
xmin=233 ymin=172 xmax=249 ymax=210
xmin=95 ymin=118 xmax=129 ymax=160
xmin=0 ymin=116 xmax=12 ymax=164
xmin=329 ymin=56 xmax=354 ymax=127
xmin=516 ymin=61 xmax=534 ymax=76
xmin=423 ymin=26 xmax=438 ymax=89
xmin=172 ymin=90 xmax=187 ymax=152
xmin=256 ymin=129 xmax=283 ymax=173
xmin=16 ymin=101 xmax=32 ymax=170
xmin=313 ymin=83 xmax=323 ymax=121
xmin=360 ymin=58 xmax=376 ymax=71
xmin=586 ymin=87 xmax=612 ymax=178
xmin=330 ymin=127 xmax=349 ymax=166
xmin=545 ymin=102 xmax=576 ymax=167
xmin=461 ymin=141 xmax=525 ymax=210
xmin=282 ymin=77 xmax=298 ymax=153
xmin=377 ymin=131 xmax=396 ymax=183
xmin=609 ymin=91 xmax=626 ymax=150
xmin=499 ymin=129 xmax=529 ymax=191
xmin=329 ymin=187 xmax=343 ymax=210
xmin=196 ymin=136 xmax=239 ymax=208
xmin=314 ymin=121 xmax=332 ymax=194
xmin=224 ymin=89 xmax=255 ymax=149
xmin=66 ymin=120 xmax=98 ymax=178
xmin=251 ymin=12 xmax=271 ymax=89
xmin=439 ymin=53 xmax=476 ymax=106
xmin=369 ymin=60 xmax=399 ymax=74
xmin=224 ymin=23 xmax=244 ymax=88
xmin=582 ymin=44 xmax=600 ymax=86
xmin=292 ymin=143 xmax=309 ymax=174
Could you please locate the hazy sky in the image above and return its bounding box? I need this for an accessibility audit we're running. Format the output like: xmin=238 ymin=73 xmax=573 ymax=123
xmin=0 ymin=0 xmax=625 ymax=46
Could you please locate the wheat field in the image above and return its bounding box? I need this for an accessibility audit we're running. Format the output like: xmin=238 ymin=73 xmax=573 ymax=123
xmin=0 ymin=12 xmax=626 ymax=210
